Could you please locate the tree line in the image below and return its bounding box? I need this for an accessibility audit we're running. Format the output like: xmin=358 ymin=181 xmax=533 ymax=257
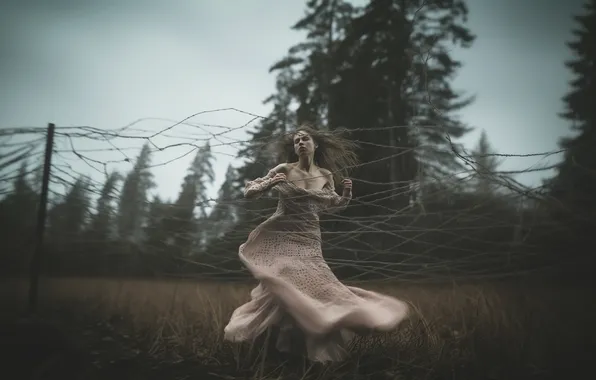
xmin=1 ymin=0 xmax=594 ymax=281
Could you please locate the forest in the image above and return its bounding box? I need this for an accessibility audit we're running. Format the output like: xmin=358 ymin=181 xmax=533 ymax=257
xmin=0 ymin=0 xmax=594 ymax=284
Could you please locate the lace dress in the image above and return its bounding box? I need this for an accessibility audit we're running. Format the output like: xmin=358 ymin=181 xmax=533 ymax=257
xmin=223 ymin=169 xmax=409 ymax=362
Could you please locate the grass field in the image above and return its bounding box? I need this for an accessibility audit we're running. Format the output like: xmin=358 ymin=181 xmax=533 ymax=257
xmin=1 ymin=277 xmax=594 ymax=379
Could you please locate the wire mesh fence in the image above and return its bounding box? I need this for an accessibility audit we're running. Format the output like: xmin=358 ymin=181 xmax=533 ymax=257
xmin=0 ymin=110 xmax=583 ymax=299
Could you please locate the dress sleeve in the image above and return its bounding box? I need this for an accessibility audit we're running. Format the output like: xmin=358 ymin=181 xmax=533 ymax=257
xmin=244 ymin=169 xmax=278 ymax=199
xmin=321 ymin=178 xmax=351 ymax=213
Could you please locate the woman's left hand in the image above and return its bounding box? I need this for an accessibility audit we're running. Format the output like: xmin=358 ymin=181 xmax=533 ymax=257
xmin=342 ymin=178 xmax=352 ymax=196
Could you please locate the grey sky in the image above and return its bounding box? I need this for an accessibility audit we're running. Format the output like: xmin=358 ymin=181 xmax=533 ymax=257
xmin=0 ymin=0 xmax=586 ymax=204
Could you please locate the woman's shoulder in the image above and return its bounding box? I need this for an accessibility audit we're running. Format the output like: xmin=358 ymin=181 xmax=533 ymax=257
xmin=318 ymin=168 xmax=334 ymax=187
xmin=318 ymin=167 xmax=332 ymax=180
xmin=269 ymin=163 xmax=290 ymax=174
xmin=318 ymin=167 xmax=332 ymax=176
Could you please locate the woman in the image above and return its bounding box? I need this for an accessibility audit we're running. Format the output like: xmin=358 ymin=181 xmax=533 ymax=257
xmin=223 ymin=125 xmax=409 ymax=362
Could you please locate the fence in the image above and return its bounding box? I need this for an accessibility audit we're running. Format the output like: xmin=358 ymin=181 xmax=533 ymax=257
xmin=0 ymin=113 xmax=581 ymax=313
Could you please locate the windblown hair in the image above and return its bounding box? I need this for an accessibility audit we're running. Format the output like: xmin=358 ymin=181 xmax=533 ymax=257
xmin=273 ymin=124 xmax=359 ymax=184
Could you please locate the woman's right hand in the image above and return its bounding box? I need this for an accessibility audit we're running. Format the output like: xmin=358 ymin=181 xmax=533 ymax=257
xmin=271 ymin=172 xmax=287 ymax=184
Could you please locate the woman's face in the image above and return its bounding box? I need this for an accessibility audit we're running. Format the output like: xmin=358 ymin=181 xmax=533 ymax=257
xmin=293 ymin=131 xmax=316 ymax=157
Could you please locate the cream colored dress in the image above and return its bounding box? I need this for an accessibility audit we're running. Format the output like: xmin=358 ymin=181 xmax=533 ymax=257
xmin=223 ymin=169 xmax=409 ymax=362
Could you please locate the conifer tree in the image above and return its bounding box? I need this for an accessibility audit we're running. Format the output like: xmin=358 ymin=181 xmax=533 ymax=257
xmin=47 ymin=175 xmax=91 ymax=241
xmin=117 ymin=143 xmax=154 ymax=242
xmin=170 ymin=142 xmax=214 ymax=255
xmin=549 ymin=0 xmax=596 ymax=220
xmin=471 ymin=130 xmax=500 ymax=195
xmin=89 ymin=171 xmax=122 ymax=241
xmin=207 ymin=165 xmax=240 ymax=241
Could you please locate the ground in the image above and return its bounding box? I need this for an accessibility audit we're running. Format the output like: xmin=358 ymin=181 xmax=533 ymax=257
xmin=0 ymin=277 xmax=594 ymax=379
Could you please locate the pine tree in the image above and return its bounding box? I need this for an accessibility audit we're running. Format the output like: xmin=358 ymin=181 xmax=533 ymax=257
xmin=269 ymin=0 xmax=355 ymax=126
xmin=89 ymin=171 xmax=122 ymax=241
xmin=330 ymin=0 xmax=475 ymax=209
xmin=117 ymin=143 xmax=155 ymax=243
xmin=47 ymin=175 xmax=91 ymax=241
xmin=537 ymin=0 xmax=596 ymax=277
xmin=471 ymin=130 xmax=500 ymax=195
xmin=207 ymin=165 xmax=240 ymax=241
xmin=550 ymin=0 xmax=596 ymax=219
xmin=29 ymin=161 xmax=44 ymax=196
xmin=170 ymin=142 xmax=215 ymax=255
xmin=0 ymin=160 xmax=38 ymax=271
xmin=192 ymin=142 xmax=215 ymax=219
xmin=145 ymin=196 xmax=172 ymax=248
xmin=12 ymin=160 xmax=37 ymax=210
xmin=144 ymin=195 xmax=175 ymax=272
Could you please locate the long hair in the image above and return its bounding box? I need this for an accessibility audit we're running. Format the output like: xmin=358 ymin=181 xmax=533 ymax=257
xmin=273 ymin=124 xmax=359 ymax=184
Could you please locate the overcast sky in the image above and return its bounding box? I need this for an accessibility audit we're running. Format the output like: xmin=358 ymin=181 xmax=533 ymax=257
xmin=0 ymin=0 xmax=586 ymax=206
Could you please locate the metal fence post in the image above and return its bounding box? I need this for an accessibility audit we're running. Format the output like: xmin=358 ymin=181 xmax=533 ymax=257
xmin=28 ymin=123 xmax=55 ymax=314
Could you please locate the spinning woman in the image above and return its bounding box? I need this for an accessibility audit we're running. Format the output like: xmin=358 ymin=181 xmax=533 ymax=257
xmin=223 ymin=125 xmax=409 ymax=362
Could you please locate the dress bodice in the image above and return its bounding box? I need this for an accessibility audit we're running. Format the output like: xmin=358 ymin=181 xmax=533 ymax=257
xmin=243 ymin=168 xmax=351 ymax=219
xmin=274 ymin=182 xmax=335 ymax=217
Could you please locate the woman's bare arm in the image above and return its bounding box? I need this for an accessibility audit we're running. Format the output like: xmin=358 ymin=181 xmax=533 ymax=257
xmin=321 ymin=169 xmax=351 ymax=212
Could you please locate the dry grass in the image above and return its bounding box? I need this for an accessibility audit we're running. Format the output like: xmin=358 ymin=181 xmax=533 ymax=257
xmin=1 ymin=277 xmax=594 ymax=379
